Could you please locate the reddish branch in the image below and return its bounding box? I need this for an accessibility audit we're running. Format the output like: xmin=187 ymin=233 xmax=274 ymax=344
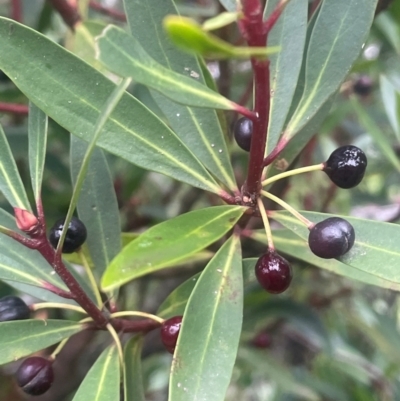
xmin=0 ymin=102 xmax=28 ymax=115
xmin=89 ymin=1 xmax=126 ymax=22
xmin=47 ymin=0 xmax=81 ymax=29
xmin=10 ymin=0 xmax=22 ymax=22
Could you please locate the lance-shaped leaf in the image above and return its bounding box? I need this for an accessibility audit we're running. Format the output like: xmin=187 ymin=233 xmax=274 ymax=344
xmin=124 ymin=0 xmax=237 ymax=191
xmin=72 ymin=345 xmax=120 ymax=401
xmin=124 ymin=336 xmax=145 ymax=401
xmin=97 ymin=25 xmax=241 ymax=111
xmin=71 ymin=137 xmax=121 ymax=278
xmin=253 ymin=230 xmax=400 ymax=291
xmin=270 ymin=210 xmax=400 ymax=287
xmin=284 ymin=0 xmax=378 ymax=139
xmin=264 ymin=0 xmax=308 ymax=155
xmin=0 ymin=123 xmax=31 ymax=212
xmin=380 ymin=75 xmax=400 ymax=141
xmin=101 ymin=206 xmax=246 ymax=291
xmin=0 ymin=17 xmax=220 ymax=194
xmin=169 ymin=235 xmax=243 ymax=401
xmin=164 ymin=15 xmax=279 ymax=59
xmin=28 ymin=102 xmax=48 ymax=201
xmin=0 ymin=320 xmax=83 ymax=365
xmin=202 ymin=12 xmax=239 ymax=31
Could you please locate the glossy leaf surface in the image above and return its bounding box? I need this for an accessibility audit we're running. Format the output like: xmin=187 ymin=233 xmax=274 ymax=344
xmin=264 ymin=0 xmax=307 ymax=155
xmin=0 ymin=18 xmax=220 ymax=193
xmin=101 ymin=206 xmax=246 ymax=291
xmin=96 ymin=25 xmax=239 ymax=111
xmin=169 ymin=235 xmax=243 ymax=401
xmin=124 ymin=336 xmax=145 ymax=401
xmin=72 ymin=345 xmax=120 ymax=401
xmin=0 ymin=124 xmax=31 ymax=211
xmin=71 ymin=137 xmax=121 ymax=278
xmin=270 ymin=211 xmax=400 ymax=287
xmin=124 ymin=0 xmax=236 ymax=190
xmin=28 ymin=102 xmax=48 ymax=201
xmin=285 ymin=0 xmax=377 ymax=138
xmin=0 ymin=320 xmax=83 ymax=365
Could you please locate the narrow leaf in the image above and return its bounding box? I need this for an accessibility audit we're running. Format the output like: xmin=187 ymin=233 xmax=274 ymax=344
xmin=124 ymin=336 xmax=145 ymax=401
xmin=164 ymin=16 xmax=279 ymax=59
xmin=124 ymin=0 xmax=237 ymax=190
xmin=0 ymin=320 xmax=83 ymax=365
xmin=350 ymin=95 xmax=400 ymax=172
xmin=264 ymin=0 xmax=308 ymax=154
xmin=270 ymin=210 xmax=400 ymax=288
xmin=0 ymin=18 xmax=220 ymax=193
xmin=285 ymin=0 xmax=378 ymax=138
xmin=28 ymin=102 xmax=48 ymax=201
xmin=202 ymin=12 xmax=239 ymax=31
xmin=71 ymin=137 xmax=121 ymax=277
xmin=0 ymin=123 xmax=31 ymax=211
xmin=169 ymin=235 xmax=243 ymax=401
xmin=380 ymin=75 xmax=400 ymax=140
xmin=72 ymin=345 xmax=120 ymax=401
xmin=101 ymin=206 xmax=247 ymax=291
xmin=96 ymin=25 xmax=239 ymax=111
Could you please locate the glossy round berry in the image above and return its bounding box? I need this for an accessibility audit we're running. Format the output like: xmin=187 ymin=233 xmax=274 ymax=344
xmin=15 ymin=357 xmax=54 ymax=396
xmin=233 ymin=117 xmax=253 ymax=151
xmin=255 ymin=250 xmax=292 ymax=294
xmin=308 ymin=217 xmax=355 ymax=259
xmin=49 ymin=217 xmax=87 ymax=253
xmin=0 ymin=296 xmax=30 ymax=322
xmin=353 ymin=75 xmax=373 ymax=96
xmin=323 ymin=145 xmax=367 ymax=189
xmin=160 ymin=315 xmax=182 ymax=354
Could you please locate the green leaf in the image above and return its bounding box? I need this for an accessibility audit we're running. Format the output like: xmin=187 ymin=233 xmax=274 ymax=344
xmin=169 ymin=235 xmax=243 ymax=401
xmin=0 ymin=17 xmax=220 ymax=194
xmin=380 ymin=75 xmax=400 ymax=140
xmin=71 ymin=138 xmax=121 ymax=278
xmin=270 ymin=210 xmax=400 ymax=288
xmin=101 ymin=206 xmax=246 ymax=291
xmin=72 ymin=345 xmax=120 ymax=401
xmin=0 ymin=123 xmax=31 ymax=211
xmin=0 ymin=320 xmax=83 ymax=365
xmin=350 ymin=95 xmax=400 ymax=172
xmin=124 ymin=336 xmax=145 ymax=401
xmin=96 ymin=25 xmax=239 ymax=111
xmin=124 ymin=0 xmax=237 ymax=190
xmin=28 ymin=102 xmax=48 ymax=201
xmin=285 ymin=0 xmax=378 ymax=138
xmin=264 ymin=0 xmax=308 ymax=155
xmin=164 ymin=15 xmax=279 ymax=59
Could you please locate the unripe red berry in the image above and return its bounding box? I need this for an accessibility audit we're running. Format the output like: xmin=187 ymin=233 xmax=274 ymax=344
xmin=160 ymin=316 xmax=182 ymax=354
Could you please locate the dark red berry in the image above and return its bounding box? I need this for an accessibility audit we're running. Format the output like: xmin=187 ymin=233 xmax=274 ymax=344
xmin=233 ymin=117 xmax=253 ymax=151
xmin=161 ymin=315 xmax=182 ymax=354
xmin=0 ymin=296 xmax=30 ymax=322
xmin=251 ymin=332 xmax=272 ymax=349
xmin=308 ymin=217 xmax=355 ymax=259
xmin=255 ymin=250 xmax=292 ymax=294
xmin=15 ymin=357 xmax=54 ymax=396
xmin=49 ymin=217 xmax=87 ymax=253
xmin=353 ymin=75 xmax=373 ymax=96
xmin=323 ymin=145 xmax=367 ymax=189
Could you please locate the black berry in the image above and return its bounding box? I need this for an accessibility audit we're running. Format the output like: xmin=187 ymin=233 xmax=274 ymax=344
xmin=308 ymin=217 xmax=355 ymax=259
xmin=160 ymin=315 xmax=182 ymax=354
xmin=353 ymin=75 xmax=373 ymax=96
xmin=49 ymin=217 xmax=87 ymax=253
xmin=255 ymin=250 xmax=292 ymax=294
xmin=233 ymin=117 xmax=253 ymax=151
xmin=323 ymin=145 xmax=367 ymax=189
xmin=15 ymin=357 xmax=54 ymax=396
xmin=0 ymin=296 xmax=30 ymax=322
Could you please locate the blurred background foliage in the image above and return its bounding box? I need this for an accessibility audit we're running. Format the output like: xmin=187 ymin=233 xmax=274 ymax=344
xmin=0 ymin=0 xmax=400 ymax=400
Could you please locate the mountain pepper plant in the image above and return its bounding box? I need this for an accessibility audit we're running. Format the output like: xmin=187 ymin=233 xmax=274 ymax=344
xmin=0 ymin=0 xmax=399 ymax=399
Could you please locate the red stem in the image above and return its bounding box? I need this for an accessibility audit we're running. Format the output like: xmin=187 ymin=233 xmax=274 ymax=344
xmin=47 ymin=0 xmax=81 ymax=29
xmin=42 ymin=282 xmax=74 ymax=299
xmin=89 ymin=1 xmax=126 ymax=22
xmin=0 ymin=102 xmax=29 ymax=115
xmin=264 ymin=0 xmax=289 ymax=34
xmin=10 ymin=0 xmax=22 ymax=22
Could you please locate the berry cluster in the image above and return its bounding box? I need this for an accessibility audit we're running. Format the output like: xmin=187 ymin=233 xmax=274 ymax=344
xmin=233 ymin=123 xmax=368 ymax=294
